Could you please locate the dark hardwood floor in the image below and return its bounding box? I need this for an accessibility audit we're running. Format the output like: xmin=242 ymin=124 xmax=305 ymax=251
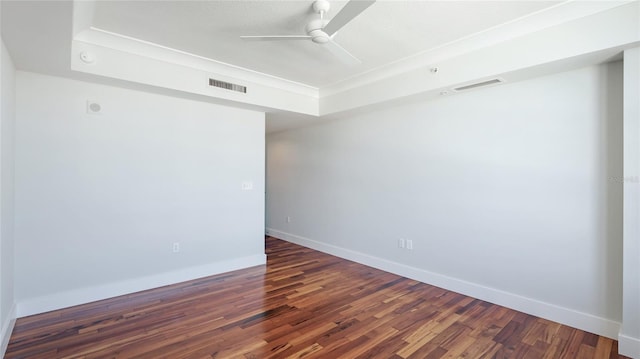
xmin=5 ymin=237 xmax=629 ymax=358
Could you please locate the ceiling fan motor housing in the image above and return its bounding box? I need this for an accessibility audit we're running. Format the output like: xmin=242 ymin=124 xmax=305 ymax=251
xmin=305 ymin=19 xmax=330 ymax=44
xmin=240 ymin=0 xmax=373 ymax=65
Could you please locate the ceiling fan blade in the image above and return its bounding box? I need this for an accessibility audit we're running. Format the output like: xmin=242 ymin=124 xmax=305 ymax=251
xmin=323 ymin=0 xmax=375 ymax=37
xmin=324 ymin=40 xmax=361 ymax=66
xmin=240 ymin=35 xmax=311 ymax=41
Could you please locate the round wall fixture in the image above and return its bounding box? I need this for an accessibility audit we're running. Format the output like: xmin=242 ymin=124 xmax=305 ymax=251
xmin=79 ymin=51 xmax=95 ymax=64
xmin=88 ymin=102 xmax=101 ymax=113
xmin=86 ymin=100 xmax=102 ymax=115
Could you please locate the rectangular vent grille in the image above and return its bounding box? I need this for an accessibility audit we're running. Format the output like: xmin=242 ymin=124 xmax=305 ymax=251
xmin=209 ymin=78 xmax=247 ymax=93
xmin=453 ymin=78 xmax=503 ymax=92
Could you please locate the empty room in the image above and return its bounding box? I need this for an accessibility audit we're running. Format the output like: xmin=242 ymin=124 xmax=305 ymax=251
xmin=1 ymin=0 xmax=639 ymax=358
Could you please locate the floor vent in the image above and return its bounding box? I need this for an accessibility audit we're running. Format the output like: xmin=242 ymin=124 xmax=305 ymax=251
xmin=453 ymin=78 xmax=503 ymax=92
xmin=209 ymin=78 xmax=247 ymax=93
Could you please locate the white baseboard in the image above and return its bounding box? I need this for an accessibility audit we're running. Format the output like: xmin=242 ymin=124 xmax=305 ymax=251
xmin=266 ymin=228 xmax=621 ymax=340
xmin=1 ymin=302 xmax=17 ymax=358
xmin=619 ymin=333 xmax=640 ymax=359
xmin=17 ymin=254 xmax=266 ymax=318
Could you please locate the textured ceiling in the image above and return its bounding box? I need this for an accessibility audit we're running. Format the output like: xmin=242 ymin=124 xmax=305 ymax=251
xmin=90 ymin=0 xmax=561 ymax=87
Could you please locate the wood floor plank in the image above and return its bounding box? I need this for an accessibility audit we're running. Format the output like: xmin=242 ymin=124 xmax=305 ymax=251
xmin=5 ymin=237 xmax=631 ymax=359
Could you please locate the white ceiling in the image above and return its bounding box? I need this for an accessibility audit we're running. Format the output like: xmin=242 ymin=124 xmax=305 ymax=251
xmin=2 ymin=1 xmax=635 ymax=133
xmin=87 ymin=0 xmax=561 ymax=88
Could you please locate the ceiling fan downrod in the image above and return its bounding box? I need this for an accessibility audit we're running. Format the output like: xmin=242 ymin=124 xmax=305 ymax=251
xmin=307 ymin=0 xmax=331 ymax=44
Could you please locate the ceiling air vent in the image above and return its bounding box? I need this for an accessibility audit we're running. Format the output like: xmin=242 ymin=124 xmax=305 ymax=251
xmin=453 ymin=78 xmax=504 ymax=92
xmin=209 ymin=78 xmax=247 ymax=94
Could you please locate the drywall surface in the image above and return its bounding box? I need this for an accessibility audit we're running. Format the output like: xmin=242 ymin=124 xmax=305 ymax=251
xmin=0 ymin=39 xmax=17 ymax=356
xmin=621 ymin=46 xmax=640 ymax=358
xmin=14 ymin=72 xmax=265 ymax=314
xmin=267 ymin=63 xmax=623 ymax=336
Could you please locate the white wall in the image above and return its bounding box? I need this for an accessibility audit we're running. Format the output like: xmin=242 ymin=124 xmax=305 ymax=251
xmin=15 ymin=72 xmax=266 ymax=316
xmin=267 ymin=63 xmax=624 ymax=338
xmin=621 ymin=47 xmax=640 ymax=358
xmin=0 ymin=39 xmax=17 ymax=357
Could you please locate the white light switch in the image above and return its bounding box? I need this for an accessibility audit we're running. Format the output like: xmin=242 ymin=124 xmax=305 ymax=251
xmin=242 ymin=181 xmax=254 ymax=190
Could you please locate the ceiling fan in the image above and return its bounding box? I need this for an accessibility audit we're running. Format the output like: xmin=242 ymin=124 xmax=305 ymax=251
xmin=240 ymin=0 xmax=375 ymax=65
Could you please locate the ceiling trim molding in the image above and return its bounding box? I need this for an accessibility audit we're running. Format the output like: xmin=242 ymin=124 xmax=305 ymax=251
xmin=320 ymin=1 xmax=640 ymax=116
xmin=68 ymin=0 xmax=639 ymax=120
xmin=319 ymin=0 xmax=634 ymax=97
xmin=74 ymin=27 xmax=320 ymax=98
xmin=71 ymin=40 xmax=319 ymax=116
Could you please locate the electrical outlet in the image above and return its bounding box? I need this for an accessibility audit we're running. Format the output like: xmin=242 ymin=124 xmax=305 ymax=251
xmin=172 ymin=242 xmax=180 ymax=253
xmin=406 ymin=239 xmax=413 ymax=250
xmin=398 ymin=238 xmax=406 ymax=249
xmin=286 ymin=216 xmax=291 ymax=223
